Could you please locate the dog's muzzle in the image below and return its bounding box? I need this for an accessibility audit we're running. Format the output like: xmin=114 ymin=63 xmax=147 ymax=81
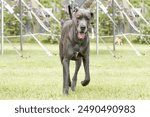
xmin=77 ymin=32 xmax=86 ymax=40
xmin=77 ymin=26 xmax=87 ymax=40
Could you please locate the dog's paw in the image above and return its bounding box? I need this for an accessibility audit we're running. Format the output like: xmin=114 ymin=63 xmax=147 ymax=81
xmin=71 ymin=82 xmax=76 ymax=91
xmin=81 ymin=80 xmax=90 ymax=86
xmin=69 ymin=81 xmax=71 ymax=87
xmin=63 ymin=89 xmax=69 ymax=96
xmin=71 ymin=86 xmax=75 ymax=92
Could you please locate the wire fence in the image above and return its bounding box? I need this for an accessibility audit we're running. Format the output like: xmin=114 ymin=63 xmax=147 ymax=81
xmin=3 ymin=33 xmax=150 ymax=39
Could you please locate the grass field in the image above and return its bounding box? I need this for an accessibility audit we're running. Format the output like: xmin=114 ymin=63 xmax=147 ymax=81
xmin=0 ymin=42 xmax=150 ymax=100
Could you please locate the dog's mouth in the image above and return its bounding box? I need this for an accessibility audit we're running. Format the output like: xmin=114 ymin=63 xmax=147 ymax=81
xmin=77 ymin=32 xmax=86 ymax=40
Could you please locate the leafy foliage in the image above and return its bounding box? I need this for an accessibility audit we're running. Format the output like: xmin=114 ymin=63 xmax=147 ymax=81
xmin=136 ymin=24 xmax=150 ymax=44
xmin=3 ymin=0 xmax=150 ymax=44
xmin=99 ymin=13 xmax=113 ymax=35
xmin=4 ymin=13 xmax=20 ymax=35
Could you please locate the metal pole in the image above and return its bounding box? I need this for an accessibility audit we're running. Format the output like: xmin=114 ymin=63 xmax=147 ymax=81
xmin=142 ymin=0 xmax=144 ymax=14
xmin=71 ymin=0 xmax=75 ymax=12
xmin=112 ymin=0 xmax=115 ymax=51
xmin=140 ymin=0 xmax=144 ymax=42
xmin=19 ymin=0 xmax=23 ymax=51
xmin=1 ymin=0 xmax=4 ymax=55
xmin=96 ymin=0 xmax=99 ymax=55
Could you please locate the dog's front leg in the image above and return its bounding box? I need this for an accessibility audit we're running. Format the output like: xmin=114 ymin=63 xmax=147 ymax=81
xmin=71 ymin=58 xmax=82 ymax=91
xmin=81 ymin=55 xmax=90 ymax=86
xmin=62 ymin=58 xmax=70 ymax=95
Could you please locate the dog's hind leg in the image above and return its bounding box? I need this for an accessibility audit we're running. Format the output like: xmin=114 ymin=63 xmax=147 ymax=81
xmin=81 ymin=55 xmax=90 ymax=86
xmin=71 ymin=58 xmax=82 ymax=91
xmin=68 ymin=62 xmax=71 ymax=87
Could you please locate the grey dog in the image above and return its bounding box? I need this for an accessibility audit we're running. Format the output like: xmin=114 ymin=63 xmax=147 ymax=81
xmin=59 ymin=8 xmax=94 ymax=95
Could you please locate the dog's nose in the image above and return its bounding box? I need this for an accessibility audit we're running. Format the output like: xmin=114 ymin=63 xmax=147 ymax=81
xmin=81 ymin=26 xmax=86 ymax=31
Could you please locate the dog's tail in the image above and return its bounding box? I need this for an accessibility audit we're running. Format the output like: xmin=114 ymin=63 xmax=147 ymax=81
xmin=61 ymin=20 xmax=65 ymax=26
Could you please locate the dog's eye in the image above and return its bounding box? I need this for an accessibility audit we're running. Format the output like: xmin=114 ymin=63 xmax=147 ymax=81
xmin=76 ymin=15 xmax=81 ymax=19
xmin=85 ymin=16 xmax=90 ymax=21
xmin=76 ymin=13 xmax=82 ymax=19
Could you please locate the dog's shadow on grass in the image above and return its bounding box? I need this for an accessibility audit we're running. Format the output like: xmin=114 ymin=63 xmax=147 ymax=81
xmin=65 ymin=83 xmax=129 ymax=100
xmin=65 ymin=85 xmax=108 ymax=100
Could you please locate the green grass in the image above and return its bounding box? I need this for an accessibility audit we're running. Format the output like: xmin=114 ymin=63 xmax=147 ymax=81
xmin=0 ymin=42 xmax=150 ymax=100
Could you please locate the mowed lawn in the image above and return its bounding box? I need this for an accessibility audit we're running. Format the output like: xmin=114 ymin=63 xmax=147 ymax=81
xmin=0 ymin=42 xmax=150 ymax=100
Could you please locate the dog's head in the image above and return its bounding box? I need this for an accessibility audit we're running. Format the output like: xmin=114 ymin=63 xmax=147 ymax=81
xmin=72 ymin=8 xmax=94 ymax=40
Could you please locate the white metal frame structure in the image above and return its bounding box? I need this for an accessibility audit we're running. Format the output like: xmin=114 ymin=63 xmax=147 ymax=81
xmin=1 ymin=0 xmax=4 ymax=55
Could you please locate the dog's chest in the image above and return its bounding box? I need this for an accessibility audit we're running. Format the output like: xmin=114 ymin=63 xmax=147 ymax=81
xmin=70 ymin=43 xmax=85 ymax=60
xmin=74 ymin=44 xmax=80 ymax=52
xmin=73 ymin=43 xmax=86 ymax=53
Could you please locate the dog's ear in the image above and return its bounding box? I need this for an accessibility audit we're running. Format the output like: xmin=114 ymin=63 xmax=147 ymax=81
xmin=74 ymin=7 xmax=79 ymax=12
xmin=90 ymin=12 xmax=94 ymax=19
xmin=61 ymin=20 xmax=65 ymax=26
xmin=90 ymin=12 xmax=94 ymax=27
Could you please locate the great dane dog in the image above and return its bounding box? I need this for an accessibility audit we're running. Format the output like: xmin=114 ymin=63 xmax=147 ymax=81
xmin=59 ymin=7 xmax=93 ymax=95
